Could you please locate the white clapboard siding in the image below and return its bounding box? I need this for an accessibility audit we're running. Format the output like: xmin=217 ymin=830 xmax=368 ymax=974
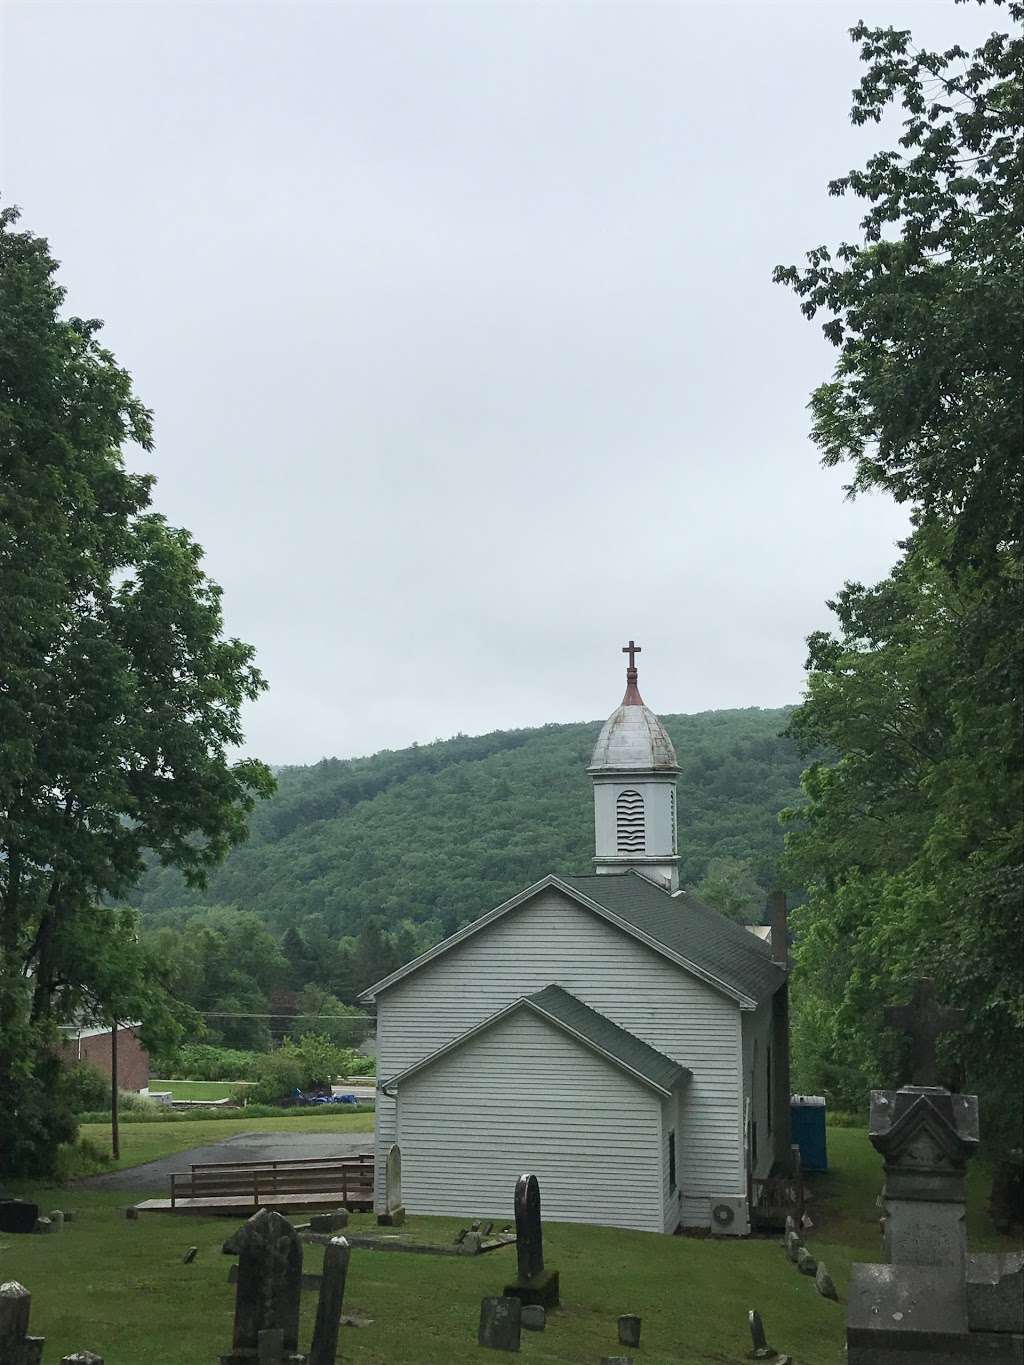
xmin=376 ymin=888 xmax=744 ymax=1225
xmin=397 ymin=1007 xmax=665 ymax=1230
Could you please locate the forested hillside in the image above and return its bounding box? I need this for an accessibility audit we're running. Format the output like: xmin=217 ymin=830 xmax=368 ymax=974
xmin=134 ymin=707 xmax=803 ymax=948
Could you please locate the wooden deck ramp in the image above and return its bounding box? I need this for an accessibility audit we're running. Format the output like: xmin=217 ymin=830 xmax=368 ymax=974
xmin=134 ymin=1153 xmax=375 ymax=1216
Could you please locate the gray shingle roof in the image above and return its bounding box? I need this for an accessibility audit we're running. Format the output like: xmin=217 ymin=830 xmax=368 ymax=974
xmin=526 ymin=984 xmax=689 ymax=1094
xmin=558 ymin=871 xmax=785 ymax=1006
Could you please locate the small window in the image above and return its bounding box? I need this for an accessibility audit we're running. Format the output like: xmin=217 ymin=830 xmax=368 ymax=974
xmin=616 ymin=789 xmax=645 ymax=853
xmin=668 ymin=1129 xmax=677 ymax=1193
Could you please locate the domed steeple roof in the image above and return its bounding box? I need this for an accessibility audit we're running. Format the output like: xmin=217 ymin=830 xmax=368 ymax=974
xmin=588 ymin=640 xmax=678 ymax=773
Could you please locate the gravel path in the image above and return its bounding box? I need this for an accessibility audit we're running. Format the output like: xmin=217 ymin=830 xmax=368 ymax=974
xmin=76 ymin=1129 xmax=374 ymax=1192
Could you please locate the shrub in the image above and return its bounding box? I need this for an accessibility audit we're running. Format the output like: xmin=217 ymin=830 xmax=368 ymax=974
xmin=247 ymin=1034 xmax=348 ymax=1104
xmin=153 ymin=1043 xmax=262 ymax=1081
xmin=63 ymin=1062 xmax=111 ymax=1114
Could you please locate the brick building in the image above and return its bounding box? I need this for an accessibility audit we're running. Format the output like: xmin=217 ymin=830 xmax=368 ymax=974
xmin=60 ymin=1023 xmax=150 ymax=1093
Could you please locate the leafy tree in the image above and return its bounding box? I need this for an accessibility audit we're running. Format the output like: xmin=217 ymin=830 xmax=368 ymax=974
xmin=773 ymin=1 xmax=1022 ymax=572
xmin=694 ymin=857 xmax=766 ymax=924
xmin=775 ymin=2 xmax=1023 ymax=1206
xmin=0 ymin=205 xmax=273 ymax=1174
xmin=291 ymin=983 xmax=366 ymax=1048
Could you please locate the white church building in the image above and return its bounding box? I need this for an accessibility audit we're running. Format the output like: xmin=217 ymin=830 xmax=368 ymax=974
xmin=360 ymin=646 xmax=791 ymax=1235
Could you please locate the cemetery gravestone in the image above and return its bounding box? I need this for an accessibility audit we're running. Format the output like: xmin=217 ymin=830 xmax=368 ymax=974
xmin=846 ymin=1083 xmax=1024 ymax=1363
xmin=0 ymin=1200 xmax=39 ymax=1234
xmin=308 ymin=1236 xmax=350 ymax=1365
xmin=618 ymin=1315 xmax=641 ymax=1347
xmin=747 ymin=1308 xmax=776 ymax=1359
xmin=220 ymin=1208 xmax=304 ymax=1365
xmin=0 ymin=1281 xmax=32 ymax=1361
xmin=478 ymin=1296 xmax=522 ymax=1352
xmin=377 ymin=1143 xmax=405 ymax=1226
xmin=503 ymin=1174 xmax=560 ymax=1309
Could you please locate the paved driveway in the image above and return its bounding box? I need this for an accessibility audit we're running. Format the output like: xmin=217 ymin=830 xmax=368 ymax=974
xmin=77 ymin=1129 xmax=373 ymax=1192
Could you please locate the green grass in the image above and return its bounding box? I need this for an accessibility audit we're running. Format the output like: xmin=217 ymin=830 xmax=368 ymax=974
xmin=71 ymin=1111 xmax=376 ymax=1175
xmin=6 ymin=1123 xmax=1020 ymax=1365
xmin=149 ymin=1079 xmax=253 ymax=1100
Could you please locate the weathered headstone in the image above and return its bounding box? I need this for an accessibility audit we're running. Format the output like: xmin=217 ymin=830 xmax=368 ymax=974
xmin=183 ymin=1246 xmax=198 ymax=1264
xmin=24 ymin=1337 xmax=45 ymax=1365
xmin=0 ymin=1281 xmax=33 ymax=1361
xmin=815 ymin=1262 xmax=838 ymax=1300
xmin=220 ymin=1208 xmax=303 ymax=1365
xmin=309 ymin=1209 xmax=348 ymax=1234
xmin=0 ymin=1201 xmax=38 ymax=1234
xmin=308 ymin=1236 xmax=350 ymax=1365
xmin=871 ymin=1085 xmax=978 ymax=1272
xmin=747 ymin=1308 xmax=776 ymax=1359
xmin=34 ymin=1216 xmax=53 ymax=1235
xmin=847 ymin=1083 xmax=1023 ymax=1363
xmin=784 ymin=1228 xmax=801 ymax=1262
xmin=47 ymin=1209 xmax=65 ymax=1233
xmin=503 ymin=1174 xmax=560 ymax=1309
xmin=520 ymin=1305 xmax=545 ymax=1332
xmin=796 ymin=1246 xmax=817 ymax=1276
xmin=377 ymin=1143 xmax=405 ymax=1226
xmin=617 ymin=1315 xmax=641 ymax=1347
xmin=478 ymin=1296 xmax=521 ymax=1352
xmin=884 ymin=979 xmax=966 ymax=1088
xmin=61 ymin=1355 xmax=104 ymax=1364
xmin=458 ymin=1231 xmax=483 ymax=1256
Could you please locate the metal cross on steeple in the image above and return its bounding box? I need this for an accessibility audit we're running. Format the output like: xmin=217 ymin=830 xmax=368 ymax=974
xmin=622 ymin=640 xmax=642 ymax=671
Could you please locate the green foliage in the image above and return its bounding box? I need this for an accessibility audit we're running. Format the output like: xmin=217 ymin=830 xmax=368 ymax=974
xmin=133 ymin=707 xmax=807 ymax=995
xmin=773 ymin=2 xmax=1023 ymax=572
xmin=695 ymin=856 xmax=767 ymax=923
xmin=776 ymin=4 xmax=1023 ymax=1165
xmin=247 ymin=1034 xmax=352 ymax=1103
xmin=290 ymin=984 xmax=366 ymax=1048
xmin=0 ymin=204 xmax=273 ymax=1175
xmin=153 ymin=1042 xmax=263 ymax=1081
xmin=63 ymin=1063 xmax=111 ymax=1115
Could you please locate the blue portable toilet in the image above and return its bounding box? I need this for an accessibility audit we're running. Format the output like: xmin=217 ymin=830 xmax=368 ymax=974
xmin=790 ymin=1094 xmax=828 ymax=1172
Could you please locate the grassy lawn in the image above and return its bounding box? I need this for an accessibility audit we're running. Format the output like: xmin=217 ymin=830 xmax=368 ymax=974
xmin=149 ymin=1079 xmax=253 ymax=1101
xmin=5 ymin=1124 xmax=1020 ymax=1365
xmin=76 ymin=1111 xmax=376 ymax=1174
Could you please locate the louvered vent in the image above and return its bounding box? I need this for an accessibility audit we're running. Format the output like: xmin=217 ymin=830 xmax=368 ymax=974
xmin=670 ymin=787 xmax=677 ymax=853
xmin=616 ymin=789 xmax=645 ymax=853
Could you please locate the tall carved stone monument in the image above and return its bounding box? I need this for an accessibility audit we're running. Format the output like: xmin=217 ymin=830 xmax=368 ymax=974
xmin=503 ymin=1174 xmax=560 ymax=1309
xmin=846 ymin=1085 xmax=1023 ymax=1363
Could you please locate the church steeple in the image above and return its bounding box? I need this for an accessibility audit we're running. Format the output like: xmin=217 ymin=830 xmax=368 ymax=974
xmin=588 ymin=642 xmax=680 ymax=891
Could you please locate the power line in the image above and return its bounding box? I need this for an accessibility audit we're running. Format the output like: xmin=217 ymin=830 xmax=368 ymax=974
xmin=197 ymin=1010 xmax=375 ymax=1021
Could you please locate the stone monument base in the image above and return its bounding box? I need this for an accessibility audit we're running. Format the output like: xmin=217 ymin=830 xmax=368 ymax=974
xmin=847 ymin=1263 xmax=1023 ymax=1364
xmin=377 ymin=1206 xmax=406 ymax=1226
xmin=220 ymin=1354 xmax=307 ymax=1364
xmin=503 ymin=1268 xmax=560 ymax=1309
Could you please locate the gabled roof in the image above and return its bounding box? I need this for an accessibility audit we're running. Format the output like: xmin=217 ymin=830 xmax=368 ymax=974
xmin=384 ymin=984 xmax=691 ymax=1097
xmin=559 ymin=874 xmax=785 ymax=1007
xmin=359 ymin=870 xmax=785 ymax=1009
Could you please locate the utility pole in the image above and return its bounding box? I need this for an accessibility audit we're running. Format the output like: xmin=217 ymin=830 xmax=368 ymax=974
xmin=110 ymin=1019 xmax=120 ymax=1161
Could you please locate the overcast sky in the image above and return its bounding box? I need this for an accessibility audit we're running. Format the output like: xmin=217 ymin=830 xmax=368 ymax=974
xmin=2 ymin=1 xmax=992 ymax=765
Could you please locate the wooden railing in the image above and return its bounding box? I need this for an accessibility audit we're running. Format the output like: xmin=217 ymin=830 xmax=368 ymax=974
xmin=169 ymin=1154 xmax=374 ymax=1209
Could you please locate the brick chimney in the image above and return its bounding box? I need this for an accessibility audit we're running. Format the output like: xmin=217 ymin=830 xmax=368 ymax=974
xmin=768 ymin=890 xmax=788 ymax=964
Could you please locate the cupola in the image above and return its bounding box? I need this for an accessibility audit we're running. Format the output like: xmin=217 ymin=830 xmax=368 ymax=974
xmin=589 ymin=641 xmax=680 ymax=890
